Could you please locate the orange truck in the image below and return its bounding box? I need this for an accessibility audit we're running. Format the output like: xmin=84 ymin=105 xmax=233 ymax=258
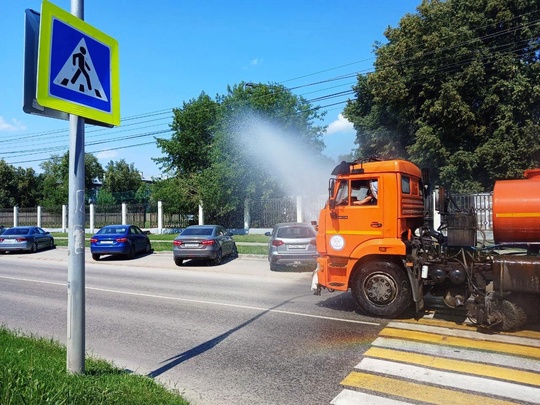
xmin=312 ymin=159 xmax=540 ymax=331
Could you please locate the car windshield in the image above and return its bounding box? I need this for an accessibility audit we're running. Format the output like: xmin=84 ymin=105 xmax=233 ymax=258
xmin=4 ymin=228 xmax=30 ymax=235
xmin=277 ymin=226 xmax=315 ymax=238
xmin=181 ymin=228 xmax=213 ymax=236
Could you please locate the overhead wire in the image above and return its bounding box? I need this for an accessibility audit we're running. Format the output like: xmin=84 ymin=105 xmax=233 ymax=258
xmin=3 ymin=9 xmax=539 ymax=167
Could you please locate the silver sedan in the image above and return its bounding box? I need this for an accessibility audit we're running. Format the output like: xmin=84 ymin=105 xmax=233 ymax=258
xmin=0 ymin=226 xmax=55 ymax=253
xmin=172 ymin=225 xmax=237 ymax=266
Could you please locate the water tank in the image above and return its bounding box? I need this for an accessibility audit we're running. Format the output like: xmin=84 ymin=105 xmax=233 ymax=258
xmin=493 ymin=169 xmax=540 ymax=243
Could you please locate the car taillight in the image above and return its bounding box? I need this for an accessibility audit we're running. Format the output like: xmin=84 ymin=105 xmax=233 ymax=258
xmin=16 ymin=238 xmax=27 ymax=242
xmin=116 ymin=237 xmax=127 ymax=243
xmin=90 ymin=238 xmax=98 ymax=243
xmin=201 ymin=240 xmax=215 ymax=246
xmin=0 ymin=238 xmax=3 ymax=242
xmin=272 ymin=240 xmax=284 ymax=247
xmin=173 ymin=240 xmax=183 ymax=246
xmin=310 ymin=240 xmax=317 ymax=246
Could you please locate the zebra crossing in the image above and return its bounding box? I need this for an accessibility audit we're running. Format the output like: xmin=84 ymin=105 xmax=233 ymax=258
xmin=331 ymin=315 xmax=540 ymax=404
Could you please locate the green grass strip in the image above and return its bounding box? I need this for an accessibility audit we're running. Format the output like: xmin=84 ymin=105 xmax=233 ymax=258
xmin=0 ymin=327 xmax=189 ymax=405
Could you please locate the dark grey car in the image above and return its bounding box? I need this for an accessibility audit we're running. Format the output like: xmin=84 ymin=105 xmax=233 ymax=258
xmin=0 ymin=226 xmax=55 ymax=253
xmin=265 ymin=223 xmax=318 ymax=271
xmin=172 ymin=225 xmax=238 ymax=266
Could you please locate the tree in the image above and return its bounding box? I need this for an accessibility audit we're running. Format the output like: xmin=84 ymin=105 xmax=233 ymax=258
xmin=155 ymin=82 xmax=328 ymax=225
xmin=14 ymin=167 xmax=43 ymax=208
xmin=100 ymin=159 xmax=144 ymax=204
xmin=155 ymin=92 xmax=219 ymax=176
xmin=0 ymin=160 xmax=17 ymax=208
xmin=344 ymin=0 xmax=540 ymax=192
xmin=40 ymin=152 xmax=104 ymax=206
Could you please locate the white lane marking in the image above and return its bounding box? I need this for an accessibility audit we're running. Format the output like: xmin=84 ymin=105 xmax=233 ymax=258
xmin=0 ymin=275 xmax=379 ymax=326
xmin=357 ymin=357 xmax=540 ymax=403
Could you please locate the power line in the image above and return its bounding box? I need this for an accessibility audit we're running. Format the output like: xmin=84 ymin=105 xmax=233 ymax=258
xmin=3 ymin=9 xmax=538 ymax=167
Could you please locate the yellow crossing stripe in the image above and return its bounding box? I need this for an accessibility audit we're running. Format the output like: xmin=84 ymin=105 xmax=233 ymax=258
xmin=364 ymin=347 xmax=540 ymax=386
xmin=399 ymin=317 xmax=540 ymax=340
xmin=380 ymin=328 xmax=540 ymax=359
xmin=341 ymin=372 xmax=521 ymax=405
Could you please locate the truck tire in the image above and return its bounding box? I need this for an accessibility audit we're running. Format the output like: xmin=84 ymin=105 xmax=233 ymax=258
xmin=351 ymin=261 xmax=411 ymax=318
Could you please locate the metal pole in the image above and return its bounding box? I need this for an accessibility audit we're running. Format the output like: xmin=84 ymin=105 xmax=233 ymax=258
xmin=67 ymin=0 xmax=85 ymax=374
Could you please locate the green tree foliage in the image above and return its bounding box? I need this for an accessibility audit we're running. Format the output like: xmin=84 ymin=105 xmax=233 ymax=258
xmin=155 ymin=92 xmax=219 ymax=176
xmin=100 ymin=159 xmax=144 ymax=204
xmin=154 ymin=82 xmax=327 ymax=223
xmin=344 ymin=0 xmax=540 ymax=192
xmin=95 ymin=189 xmax=116 ymax=206
xmin=0 ymin=160 xmax=18 ymax=208
xmin=14 ymin=167 xmax=43 ymax=208
xmin=40 ymin=152 xmax=104 ymax=206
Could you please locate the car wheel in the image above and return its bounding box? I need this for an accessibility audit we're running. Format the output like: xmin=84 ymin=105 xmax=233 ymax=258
xmin=270 ymin=260 xmax=279 ymax=271
xmin=351 ymin=261 xmax=412 ymax=318
xmin=145 ymin=241 xmax=152 ymax=253
xmin=231 ymin=243 xmax=238 ymax=258
xmin=92 ymin=254 xmax=100 ymax=261
xmin=213 ymin=249 xmax=223 ymax=265
xmin=30 ymin=242 xmax=38 ymax=253
xmin=127 ymin=245 xmax=136 ymax=259
xmin=49 ymin=239 xmax=55 ymax=250
xmin=174 ymin=258 xmax=183 ymax=266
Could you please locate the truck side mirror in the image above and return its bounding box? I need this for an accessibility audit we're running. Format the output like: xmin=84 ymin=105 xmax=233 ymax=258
xmin=328 ymin=178 xmax=336 ymax=210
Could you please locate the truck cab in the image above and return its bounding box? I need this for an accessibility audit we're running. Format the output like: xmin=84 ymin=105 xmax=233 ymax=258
xmin=315 ymin=159 xmax=424 ymax=317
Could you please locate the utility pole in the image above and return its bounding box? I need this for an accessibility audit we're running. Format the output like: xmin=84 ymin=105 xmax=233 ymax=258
xmin=66 ymin=0 xmax=86 ymax=374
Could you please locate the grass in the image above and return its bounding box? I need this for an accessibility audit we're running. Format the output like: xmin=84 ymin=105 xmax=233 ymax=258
xmin=0 ymin=327 xmax=189 ymax=405
xmin=50 ymin=233 xmax=269 ymax=255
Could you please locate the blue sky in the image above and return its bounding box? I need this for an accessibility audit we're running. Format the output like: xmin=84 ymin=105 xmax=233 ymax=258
xmin=1 ymin=0 xmax=420 ymax=178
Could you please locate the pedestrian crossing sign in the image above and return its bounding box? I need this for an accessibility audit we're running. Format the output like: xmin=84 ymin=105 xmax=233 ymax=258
xmin=37 ymin=0 xmax=120 ymax=126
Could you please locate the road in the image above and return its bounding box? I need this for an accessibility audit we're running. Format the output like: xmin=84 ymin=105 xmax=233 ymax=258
xmin=0 ymin=248 xmax=384 ymax=405
xmin=1 ymin=248 xmax=539 ymax=404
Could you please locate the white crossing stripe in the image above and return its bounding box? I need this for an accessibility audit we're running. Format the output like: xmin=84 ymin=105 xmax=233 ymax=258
xmin=356 ymin=357 xmax=540 ymax=403
xmin=386 ymin=321 xmax=540 ymax=347
xmin=331 ymin=389 xmax=415 ymax=405
xmin=372 ymin=336 xmax=540 ymax=373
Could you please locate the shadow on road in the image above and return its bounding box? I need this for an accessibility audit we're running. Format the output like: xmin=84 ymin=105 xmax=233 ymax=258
xmin=147 ymin=294 xmax=306 ymax=378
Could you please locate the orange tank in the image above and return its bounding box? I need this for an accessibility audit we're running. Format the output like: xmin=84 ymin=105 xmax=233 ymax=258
xmin=493 ymin=169 xmax=540 ymax=243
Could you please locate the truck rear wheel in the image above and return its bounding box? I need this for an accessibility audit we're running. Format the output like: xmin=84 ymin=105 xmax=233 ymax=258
xmin=351 ymin=261 xmax=411 ymax=318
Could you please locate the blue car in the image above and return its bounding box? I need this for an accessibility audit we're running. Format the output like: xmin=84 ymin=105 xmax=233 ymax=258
xmin=90 ymin=224 xmax=152 ymax=261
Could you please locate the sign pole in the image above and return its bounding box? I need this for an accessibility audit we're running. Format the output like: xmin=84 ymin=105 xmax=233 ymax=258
xmin=66 ymin=0 xmax=86 ymax=374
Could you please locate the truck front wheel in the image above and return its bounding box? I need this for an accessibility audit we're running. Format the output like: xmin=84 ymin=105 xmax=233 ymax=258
xmin=351 ymin=261 xmax=411 ymax=318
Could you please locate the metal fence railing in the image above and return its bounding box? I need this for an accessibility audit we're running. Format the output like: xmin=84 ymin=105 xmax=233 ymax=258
xmin=450 ymin=192 xmax=493 ymax=230
xmin=0 ymin=193 xmax=493 ymax=232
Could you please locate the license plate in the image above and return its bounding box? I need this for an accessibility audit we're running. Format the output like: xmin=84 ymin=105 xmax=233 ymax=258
xmin=184 ymin=243 xmax=199 ymax=248
xmin=289 ymin=245 xmax=306 ymax=249
xmin=100 ymin=240 xmax=114 ymax=244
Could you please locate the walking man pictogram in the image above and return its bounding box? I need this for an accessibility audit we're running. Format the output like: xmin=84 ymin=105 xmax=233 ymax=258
xmin=69 ymin=46 xmax=92 ymax=91
xmin=56 ymin=38 xmax=106 ymax=100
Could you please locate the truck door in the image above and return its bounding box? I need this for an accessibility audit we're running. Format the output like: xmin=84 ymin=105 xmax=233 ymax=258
xmin=328 ymin=178 xmax=383 ymax=258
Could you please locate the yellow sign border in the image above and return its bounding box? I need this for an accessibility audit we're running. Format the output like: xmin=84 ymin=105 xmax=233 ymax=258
xmin=37 ymin=0 xmax=120 ymax=126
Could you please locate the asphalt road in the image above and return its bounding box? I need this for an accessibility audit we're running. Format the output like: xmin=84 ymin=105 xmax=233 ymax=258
xmin=0 ymin=248 xmax=386 ymax=405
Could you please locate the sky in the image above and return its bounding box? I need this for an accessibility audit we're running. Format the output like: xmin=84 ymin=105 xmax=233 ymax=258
xmin=1 ymin=0 xmax=420 ymax=178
